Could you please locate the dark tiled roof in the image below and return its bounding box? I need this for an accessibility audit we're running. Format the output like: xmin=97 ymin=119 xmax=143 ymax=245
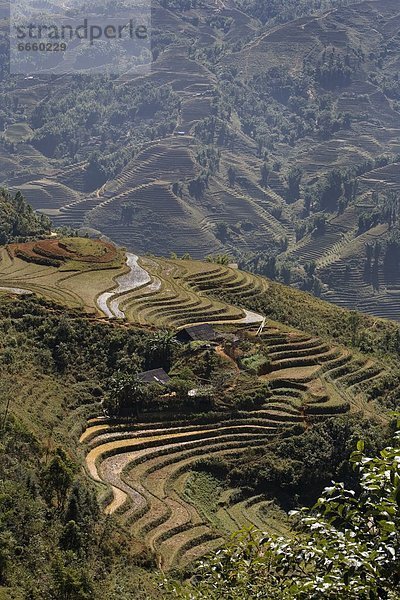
xmin=137 ymin=368 xmax=170 ymax=385
xmin=177 ymin=324 xmax=216 ymax=341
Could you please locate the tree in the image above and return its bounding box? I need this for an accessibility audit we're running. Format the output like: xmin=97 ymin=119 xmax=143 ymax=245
xmin=60 ymin=521 xmax=82 ymax=552
xmin=206 ymin=254 xmax=231 ymax=265
xmin=260 ymin=163 xmax=270 ymax=188
xmin=42 ymin=450 xmax=74 ymax=511
xmin=304 ymin=190 xmax=312 ymax=216
xmin=228 ymin=166 xmax=236 ymax=187
xmin=64 ymin=481 xmax=99 ymax=528
xmin=348 ymin=311 xmax=362 ymax=346
xmin=304 ymin=260 xmax=316 ymax=277
xmin=0 ymin=532 xmax=15 ymax=585
xmin=167 ymin=423 xmax=400 ymax=599
xmin=145 ymin=330 xmax=177 ymax=370
xmin=286 ymin=167 xmax=303 ymax=203
xmin=105 ymin=372 xmax=144 ymax=418
xmin=312 ymin=215 xmax=326 ymax=236
xmin=0 ymin=189 xmax=51 ymax=243
xmin=52 ymin=556 xmax=93 ymax=600
xmin=216 ymin=222 xmax=229 ymax=242
xmin=318 ymin=169 xmax=343 ymax=211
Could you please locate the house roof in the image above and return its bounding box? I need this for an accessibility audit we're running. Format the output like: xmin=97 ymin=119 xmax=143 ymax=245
xmin=178 ymin=324 xmax=217 ymax=341
xmin=137 ymin=368 xmax=171 ymax=385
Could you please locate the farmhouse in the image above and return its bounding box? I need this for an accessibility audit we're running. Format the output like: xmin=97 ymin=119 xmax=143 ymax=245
xmin=176 ymin=324 xmax=217 ymax=343
xmin=137 ymin=368 xmax=171 ymax=385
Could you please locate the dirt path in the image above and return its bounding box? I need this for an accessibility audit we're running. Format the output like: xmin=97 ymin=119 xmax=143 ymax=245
xmin=241 ymin=309 xmax=264 ymax=324
xmin=215 ymin=345 xmax=239 ymax=372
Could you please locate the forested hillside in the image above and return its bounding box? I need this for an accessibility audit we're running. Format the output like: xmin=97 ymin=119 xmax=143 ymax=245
xmin=1 ymin=0 xmax=400 ymax=320
xmin=0 ymin=190 xmax=50 ymax=243
xmin=0 ymin=295 xmax=170 ymax=599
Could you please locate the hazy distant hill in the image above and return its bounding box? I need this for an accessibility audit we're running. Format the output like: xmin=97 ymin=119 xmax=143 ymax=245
xmin=1 ymin=0 xmax=400 ymax=319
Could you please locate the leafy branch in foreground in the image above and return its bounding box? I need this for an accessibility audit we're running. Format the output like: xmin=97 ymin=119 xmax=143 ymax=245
xmin=164 ymin=424 xmax=400 ymax=599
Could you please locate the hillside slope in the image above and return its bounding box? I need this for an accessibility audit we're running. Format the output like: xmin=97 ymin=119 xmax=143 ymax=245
xmin=1 ymin=0 xmax=400 ymax=319
xmin=1 ymin=236 xmax=399 ymax=594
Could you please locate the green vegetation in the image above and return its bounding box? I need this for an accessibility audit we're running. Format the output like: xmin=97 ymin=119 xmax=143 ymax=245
xmin=216 ymin=273 xmax=400 ymax=363
xmin=31 ymin=80 xmax=180 ymax=184
xmin=0 ymin=294 xmax=170 ymax=598
xmin=184 ymin=471 xmax=225 ymax=527
xmin=78 ymin=260 xmax=395 ymax=570
xmin=2 ymin=0 xmax=400 ymax=596
xmin=167 ymin=423 xmax=400 ymax=599
xmin=0 ymin=190 xmax=50 ymax=244
xmin=0 ymin=254 xmax=397 ymax=594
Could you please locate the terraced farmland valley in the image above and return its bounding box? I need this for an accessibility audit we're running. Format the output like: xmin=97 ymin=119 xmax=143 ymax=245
xmin=1 ymin=238 xmax=399 ymax=598
xmin=6 ymin=240 xmax=390 ymax=574
xmin=2 ymin=0 xmax=400 ymax=321
xmin=81 ymin=316 xmax=388 ymax=570
xmin=0 ymin=239 xmax=268 ymax=328
xmin=3 ymin=0 xmax=400 ymax=595
xmin=82 ymin=419 xmax=280 ymax=570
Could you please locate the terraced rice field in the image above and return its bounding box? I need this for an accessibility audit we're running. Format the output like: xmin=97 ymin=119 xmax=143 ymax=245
xmin=116 ymin=257 xmax=270 ymax=327
xmin=2 ymin=122 xmax=33 ymax=142
xmin=82 ymin=416 xmax=287 ymax=570
xmin=4 ymin=107 xmax=290 ymax=261
xmin=2 ymin=0 xmax=400 ymax=327
xmin=10 ymin=179 xmax=81 ymax=211
xmin=81 ymin=323 xmax=386 ymax=569
xmin=286 ymin=187 xmax=400 ymax=322
xmin=0 ymin=242 xmax=265 ymax=327
xmin=258 ymin=327 xmax=384 ymax=417
xmin=0 ymin=244 xmax=127 ymax=314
